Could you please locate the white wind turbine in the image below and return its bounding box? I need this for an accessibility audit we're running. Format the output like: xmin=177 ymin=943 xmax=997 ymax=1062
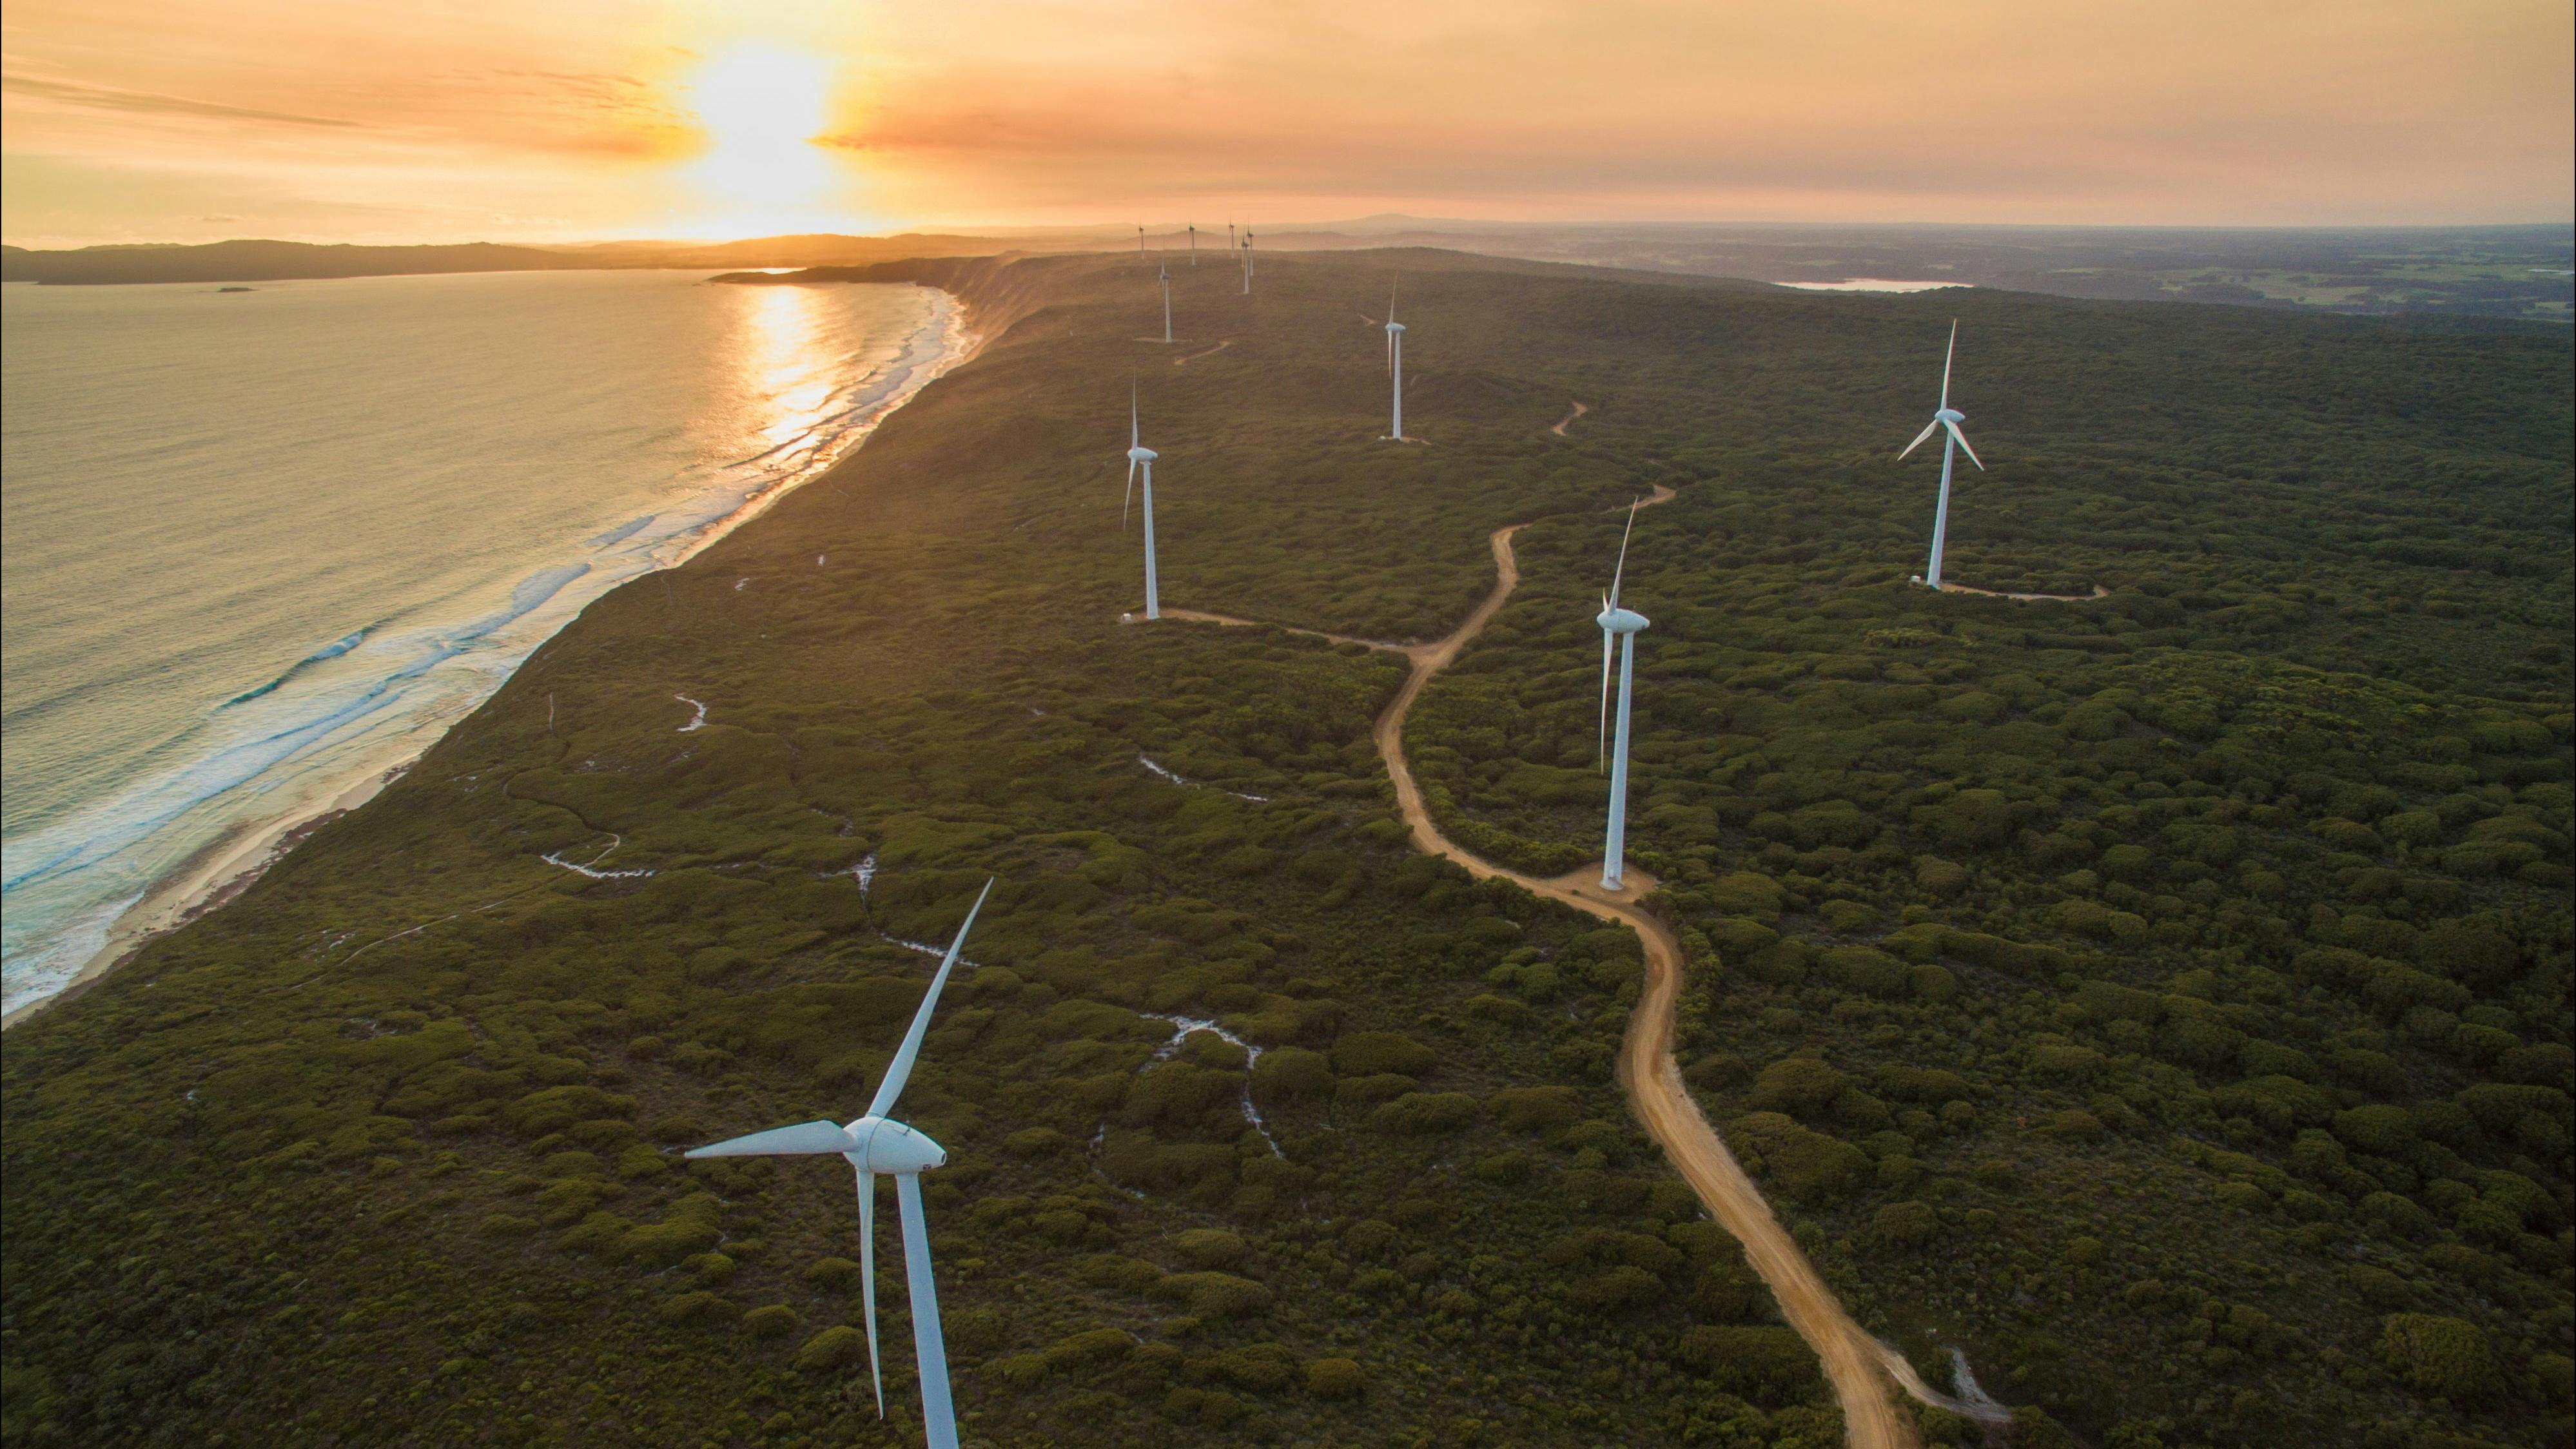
xmin=1158 ymin=260 xmax=1173 ymax=343
xmin=1899 ymin=320 xmax=1984 ymax=590
xmin=1123 ymin=385 xmax=1162 ymax=619
xmin=1240 ymin=226 xmax=1254 ymax=293
xmin=1594 ymin=501 xmax=1648 ymax=890
xmin=1383 ymin=278 xmax=1407 ymax=441
xmin=685 ymin=880 xmax=995 ymax=1449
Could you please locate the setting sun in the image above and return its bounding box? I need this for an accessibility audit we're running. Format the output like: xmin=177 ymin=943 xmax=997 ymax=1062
xmin=686 ymin=43 xmax=843 ymax=232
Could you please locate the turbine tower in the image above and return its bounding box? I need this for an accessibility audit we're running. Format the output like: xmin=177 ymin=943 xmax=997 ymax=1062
xmin=1158 ymin=260 xmax=1173 ymax=343
xmin=1124 ymin=386 xmax=1162 ymax=619
xmin=1137 ymin=225 xmax=1146 ymax=261
xmin=1898 ymin=320 xmax=1984 ymax=590
xmin=686 ymin=880 xmax=995 ymax=1449
xmin=1383 ymin=278 xmax=1407 ymax=442
xmin=1240 ymin=226 xmax=1254 ymax=293
xmin=1187 ymin=222 xmax=1197 ymax=265
xmin=1594 ymin=501 xmax=1648 ymax=891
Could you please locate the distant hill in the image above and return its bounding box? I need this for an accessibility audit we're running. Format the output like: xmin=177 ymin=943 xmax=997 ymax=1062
xmin=9 ymin=222 xmax=2565 ymax=320
xmin=0 ymin=240 xmax=600 ymax=286
xmin=0 ymin=234 xmax=1050 ymax=286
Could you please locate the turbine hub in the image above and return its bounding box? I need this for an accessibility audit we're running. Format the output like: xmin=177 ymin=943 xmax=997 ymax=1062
xmin=1386 ymin=321 xmax=1404 ymax=333
xmin=844 ymin=1117 xmax=946 ymax=1176
xmin=1596 ymin=607 xmax=1650 ymax=634
xmin=1935 ymin=408 xmax=1964 ymax=424
xmin=1127 ymin=446 xmax=1157 ymax=463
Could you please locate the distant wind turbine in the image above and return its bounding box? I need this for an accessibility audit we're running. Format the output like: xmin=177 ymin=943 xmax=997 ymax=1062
xmin=1159 ymin=260 xmax=1173 ymax=343
xmin=1137 ymin=225 xmax=1146 ymax=261
xmin=1124 ymin=385 xmax=1162 ymax=618
xmin=1240 ymin=226 xmax=1254 ymax=293
xmin=1899 ymin=320 xmax=1984 ymax=590
xmin=685 ymin=880 xmax=995 ymax=1449
xmin=1383 ymin=278 xmax=1407 ymax=441
xmin=1594 ymin=501 xmax=1648 ymax=890
xmin=1187 ymin=222 xmax=1197 ymax=265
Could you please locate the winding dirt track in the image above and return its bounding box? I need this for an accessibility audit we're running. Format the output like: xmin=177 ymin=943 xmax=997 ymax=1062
xmin=1163 ymin=487 xmax=2005 ymax=1447
xmin=1934 ymin=579 xmax=2109 ymax=603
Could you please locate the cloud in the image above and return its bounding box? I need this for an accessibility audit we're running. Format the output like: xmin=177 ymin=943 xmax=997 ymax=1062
xmin=3 ymin=73 xmax=363 ymax=130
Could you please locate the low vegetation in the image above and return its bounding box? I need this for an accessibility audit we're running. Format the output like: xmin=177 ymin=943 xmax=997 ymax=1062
xmin=3 ymin=246 xmax=2566 ymax=1449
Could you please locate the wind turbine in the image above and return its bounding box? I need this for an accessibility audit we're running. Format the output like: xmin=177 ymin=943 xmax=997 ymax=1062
xmin=1383 ymin=278 xmax=1407 ymax=441
xmin=1137 ymin=225 xmax=1146 ymax=262
xmin=1594 ymin=501 xmax=1648 ymax=891
xmin=1240 ymin=225 xmax=1254 ymax=293
xmin=685 ymin=880 xmax=995 ymax=1449
xmin=1124 ymin=385 xmax=1162 ymax=619
xmin=1158 ymin=260 xmax=1173 ymax=343
xmin=1898 ymin=320 xmax=1984 ymax=590
xmin=1187 ymin=222 xmax=1197 ymax=265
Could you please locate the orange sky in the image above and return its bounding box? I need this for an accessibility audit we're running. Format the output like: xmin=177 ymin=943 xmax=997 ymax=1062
xmin=3 ymin=0 xmax=2569 ymax=247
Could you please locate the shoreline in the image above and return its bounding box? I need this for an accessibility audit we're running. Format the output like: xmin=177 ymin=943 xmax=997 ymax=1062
xmin=0 ymin=284 xmax=977 ymax=1033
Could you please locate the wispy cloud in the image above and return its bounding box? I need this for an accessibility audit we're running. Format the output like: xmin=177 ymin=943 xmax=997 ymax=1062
xmin=3 ymin=73 xmax=362 ymax=130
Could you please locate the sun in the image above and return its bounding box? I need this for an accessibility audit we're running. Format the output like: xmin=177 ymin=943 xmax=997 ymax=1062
xmin=686 ymin=44 xmax=842 ymax=232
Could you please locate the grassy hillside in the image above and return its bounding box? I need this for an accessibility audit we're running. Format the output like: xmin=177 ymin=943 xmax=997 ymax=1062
xmin=3 ymin=248 xmax=2568 ymax=1449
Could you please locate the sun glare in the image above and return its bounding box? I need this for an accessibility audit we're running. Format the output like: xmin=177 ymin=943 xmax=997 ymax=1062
xmin=687 ymin=44 xmax=842 ymax=233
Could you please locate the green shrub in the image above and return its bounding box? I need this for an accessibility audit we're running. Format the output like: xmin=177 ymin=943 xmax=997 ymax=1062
xmin=1173 ymin=1229 xmax=1247 ymax=1269
xmin=1305 ymin=1357 xmax=1364 ymax=1399
xmin=1874 ymin=1201 xmax=1939 ymax=1249
xmin=1158 ymin=1272 xmax=1273 ymax=1318
xmin=1249 ymin=1047 xmax=1335 ymax=1101
xmin=1732 ymin=1113 xmax=1869 ymax=1202
xmin=2376 ymin=1314 xmax=2497 ymax=1401
xmin=740 ymin=1305 xmax=799 ymax=1339
xmin=1332 ymin=1031 xmax=1438 ymax=1076
xmin=658 ymin=1291 xmax=736 ymax=1327
xmin=1487 ymin=1085 xmax=1583 ymax=1131
xmin=1371 ymin=1091 xmax=1478 ymax=1134
xmin=802 ymin=1256 xmax=863 ymax=1290
xmin=1677 ymin=1325 xmax=1825 ymax=1406
xmin=793 ymin=1325 xmax=868 ymax=1372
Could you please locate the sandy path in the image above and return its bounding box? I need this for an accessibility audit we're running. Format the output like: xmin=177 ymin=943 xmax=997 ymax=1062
xmin=1173 ymin=339 xmax=1233 ymax=366
xmin=1932 ymin=580 xmax=2108 ymax=603
xmin=1161 ymin=486 xmax=1993 ymax=1447
xmin=1551 ymin=400 xmax=1590 ymax=436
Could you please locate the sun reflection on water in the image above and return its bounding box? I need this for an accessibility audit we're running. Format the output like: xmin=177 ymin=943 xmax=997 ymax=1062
xmin=740 ymin=282 xmax=841 ymax=462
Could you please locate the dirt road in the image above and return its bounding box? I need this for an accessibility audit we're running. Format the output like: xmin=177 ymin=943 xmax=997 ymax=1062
xmin=1160 ymin=486 xmax=2005 ymax=1447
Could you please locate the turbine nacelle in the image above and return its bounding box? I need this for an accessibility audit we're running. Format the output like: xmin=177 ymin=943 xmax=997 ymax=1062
xmin=1127 ymin=445 xmax=1158 ymax=464
xmin=1596 ymin=605 xmax=1650 ymax=634
xmin=845 ymin=1117 xmax=947 ymax=1176
xmin=1935 ymin=407 xmax=1964 ymax=425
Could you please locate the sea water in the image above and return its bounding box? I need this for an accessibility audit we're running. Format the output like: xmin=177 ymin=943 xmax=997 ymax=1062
xmin=1 ymin=269 xmax=957 ymax=1015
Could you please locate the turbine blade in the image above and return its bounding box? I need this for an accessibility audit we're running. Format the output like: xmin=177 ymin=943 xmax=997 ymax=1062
xmin=1597 ymin=615 xmax=1614 ymax=772
xmin=1940 ymin=320 xmax=1956 ymax=411
xmin=1608 ymin=498 xmax=1638 ymax=610
xmin=1898 ymin=416 xmax=1940 ymax=460
xmin=1124 ymin=458 xmax=1136 ymax=529
xmin=683 ymin=1120 xmax=851 ymax=1158
xmin=1946 ymin=420 xmax=1984 ymax=471
xmin=897 ymin=1176 xmax=959 ymax=1449
xmin=1129 ymin=384 xmax=1138 ymax=449
xmin=859 ymin=1169 xmax=884 ymax=1417
xmin=863 ymin=879 xmax=993 ymax=1120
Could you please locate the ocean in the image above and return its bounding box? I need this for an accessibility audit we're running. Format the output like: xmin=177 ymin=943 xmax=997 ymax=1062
xmin=1 ymin=269 xmax=959 ymax=1017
